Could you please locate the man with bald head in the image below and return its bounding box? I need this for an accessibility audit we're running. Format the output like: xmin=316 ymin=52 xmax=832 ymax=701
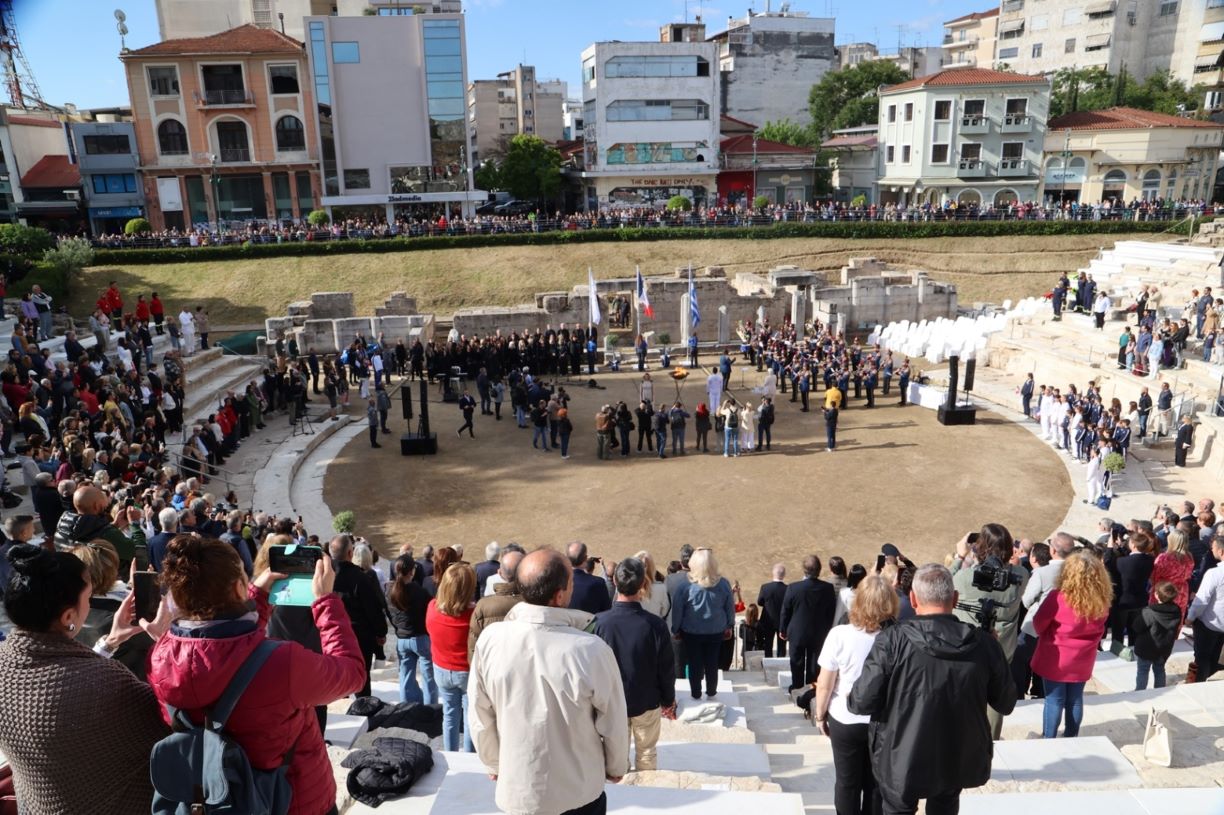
xmin=567 ymin=541 xmax=612 ymax=615
xmin=467 ymin=548 xmax=525 ymax=663
xmin=52 ymin=484 xmax=145 ymax=572
xmin=472 ymin=548 xmax=629 ymax=815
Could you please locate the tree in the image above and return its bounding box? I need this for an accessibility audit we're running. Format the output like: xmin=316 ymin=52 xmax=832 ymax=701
xmin=307 ymin=209 xmax=330 ymax=227
xmin=0 ymin=223 xmax=55 ymax=262
xmin=758 ymin=118 xmax=816 ymax=148
xmin=124 ymin=217 xmax=151 ymax=235
xmin=474 ymin=160 xmax=502 ymax=192
xmin=666 ymin=195 xmax=691 ymax=211
xmin=41 ymin=237 xmax=95 ymax=295
xmin=1051 ymin=66 xmax=1202 ymax=118
xmin=498 ymin=134 xmax=562 ymax=204
xmin=332 ymin=510 xmax=356 ymax=534
xmin=752 ymin=195 xmax=772 ymax=211
xmin=808 ymin=61 xmax=910 ymax=140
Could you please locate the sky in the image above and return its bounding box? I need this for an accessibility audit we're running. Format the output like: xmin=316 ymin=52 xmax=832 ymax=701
xmin=13 ymin=0 xmax=994 ymax=110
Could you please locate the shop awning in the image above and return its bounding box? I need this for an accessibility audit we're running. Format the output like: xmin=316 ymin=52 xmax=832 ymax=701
xmin=1196 ymin=51 xmax=1224 ymax=68
xmin=1085 ymin=33 xmax=1112 ymax=48
xmin=1085 ymin=0 xmax=1115 ymax=14
xmin=1201 ymin=21 xmax=1224 ymax=43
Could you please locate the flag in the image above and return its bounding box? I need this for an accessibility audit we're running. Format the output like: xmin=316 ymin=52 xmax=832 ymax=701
xmin=588 ymin=267 xmax=601 ymax=326
xmin=688 ymin=265 xmax=700 ymax=329
xmin=636 ymin=266 xmax=654 ymax=319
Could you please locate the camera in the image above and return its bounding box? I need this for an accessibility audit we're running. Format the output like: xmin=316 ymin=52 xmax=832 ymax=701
xmin=971 ymin=556 xmax=1022 ymax=593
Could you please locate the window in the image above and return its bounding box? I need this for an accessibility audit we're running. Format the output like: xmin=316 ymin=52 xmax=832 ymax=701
xmin=148 ymin=66 xmax=179 ymax=96
xmin=1031 ymin=43 xmax=1043 ymax=59
xmin=886 ymin=145 xmax=895 ymax=163
xmin=1031 ymin=14 xmax=1048 ymax=30
xmin=605 ymin=99 xmax=709 ymax=121
xmin=1142 ymin=169 xmax=1162 ymax=200
xmin=332 ymin=42 xmax=360 ymax=63
xmin=269 ymin=65 xmax=299 ymax=94
xmin=961 ymin=143 xmax=982 ymax=161
xmin=275 ymin=115 xmax=306 ymax=151
xmin=604 ymin=55 xmax=710 ymax=78
xmin=901 ymin=145 xmax=911 ymax=163
xmin=1006 ymin=98 xmax=1028 ymax=116
xmin=931 ymin=144 xmax=949 ymax=163
xmin=157 ymin=119 xmax=188 ymax=155
xmin=934 ymin=100 xmax=951 ymax=120
xmin=998 ymin=47 xmax=1019 ymax=59
xmin=887 ymin=105 xmax=896 ymax=123
xmin=1158 ymin=1 xmax=1177 ymax=16
xmin=1087 ymin=4 xmax=1115 ymax=18
xmin=90 ymin=173 xmax=138 ymax=194
xmin=344 ymin=168 xmax=370 ymax=189
xmin=963 ymin=99 xmax=985 ymax=118
xmin=216 ymin=120 xmax=250 ymax=162
xmin=904 ymin=103 xmax=913 ymax=122
xmin=83 ymin=134 xmax=131 ymax=155
xmin=582 ymin=58 xmax=596 ymax=84
xmin=1063 ymin=8 xmax=1081 ymax=25
xmin=377 ymin=6 xmax=414 ymax=13
xmin=1002 ymin=142 xmax=1024 ymax=160
xmin=1065 ymin=38 xmax=1077 ymax=54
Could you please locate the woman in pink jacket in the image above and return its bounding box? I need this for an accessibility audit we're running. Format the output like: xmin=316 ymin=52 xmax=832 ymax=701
xmin=147 ymin=535 xmax=366 ymax=815
xmin=1030 ymin=550 xmax=1113 ymax=738
xmin=1149 ymin=528 xmax=1194 ymax=619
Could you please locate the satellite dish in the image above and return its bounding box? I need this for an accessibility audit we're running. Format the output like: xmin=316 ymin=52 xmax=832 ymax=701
xmin=118 ymin=22 xmax=129 ymax=35
xmin=114 ymin=9 xmax=126 ymax=21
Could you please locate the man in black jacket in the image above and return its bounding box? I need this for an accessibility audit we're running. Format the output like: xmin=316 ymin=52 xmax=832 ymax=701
xmin=848 ymin=564 xmax=1016 ymax=815
xmin=592 ymin=558 xmax=676 ymax=771
xmin=778 ymin=555 xmax=836 ymax=691
xmin=566 ymin=541 xmax=612 ymax=615
xmin=1175 ymin=415 xmax=1194 ymax=467
xmin=756 ymin=563 xmax=787 ymax=658
xmin=330 ymin=533 xmax=389 ymax=697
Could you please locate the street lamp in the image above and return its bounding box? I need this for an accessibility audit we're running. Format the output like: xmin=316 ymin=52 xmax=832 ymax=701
xmin=1059 ymin=129 xmax=1071 ymax=213
xmin=208 ymin=152 xmax=220 ymax=230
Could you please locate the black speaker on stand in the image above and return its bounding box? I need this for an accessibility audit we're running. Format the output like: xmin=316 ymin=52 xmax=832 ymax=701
xmin=401 ymin=383 xmax=413 ymax=421
xmin=938 ymin=355 xmax=978 ymax=426
xmin=401 ymin=379 xmax=438 ymax=455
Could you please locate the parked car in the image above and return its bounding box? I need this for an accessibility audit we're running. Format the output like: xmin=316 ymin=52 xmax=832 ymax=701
xmin=494 ymin=199 xmax=534 ymax=216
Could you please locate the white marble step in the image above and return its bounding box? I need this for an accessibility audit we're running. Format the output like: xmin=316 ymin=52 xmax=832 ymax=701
xmin=960 ymin=788 xmax=1224 ymax=815
xmin=990 ymin=736 xmax=1141 ymax=789
xmin=653 ymin=742 xmax=771 ymax=778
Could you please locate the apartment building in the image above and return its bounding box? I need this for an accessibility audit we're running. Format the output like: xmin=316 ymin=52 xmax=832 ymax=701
xmin=121 ymin=24 xmax=320 ymax=230
xmin=155 ymin=0 xmax=462 ymax=42
xmin=707 ymin=10 xmax=836 ymax=127
xmin=467 ymin=65 xmax=565 ymax=161
xmin=562 ymin=98 xmax=584 ymax=140
xmin=822 ymin=125 xmax=879 ymax=205
xmin=303 ymin=12 xmax=482 ymax=219
xmin=837 ymin=42 xmax=879 ymax=70
xmin=69 ymin=118 xmax=148 ymax=235
xmin=0 ymin=109 xmax=71 ymax=225
xmin=941 ymin=8 xmax=998 ymax=69
xmin=1195 ymin=0 xmax=1224 ymax=111
xmin=579 ymin=25 xmax=721 ymax=211
xmin=876 ymin=67 xmax=1050 ymax=209
xmin=878 ymin=46 xmax=944 ymax=79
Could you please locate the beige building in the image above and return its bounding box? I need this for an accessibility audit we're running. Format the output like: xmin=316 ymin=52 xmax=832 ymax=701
xmin=942 ymin=7 xmax=998 ymax=69
xmin=155 ymin=0 xmax=462 ymax=42
xmin=1195 ymin=0 xmax=1224 ymax=112
xmin=467 ymin=65 xmax=565 ymax=162
xmin=837 ymin=42 xmax=879 ymax=70
xmin=822 ymin=125 xmax=879 ymax=205
xmin=1042 ymin=106 xmax=1223 ymax=205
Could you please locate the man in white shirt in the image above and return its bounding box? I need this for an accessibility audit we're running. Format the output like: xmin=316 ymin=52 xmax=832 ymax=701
xmin=1013 ymin=532 xmax=1074 ymax=698
xmin=472 ymin=548 xmax=629 ymax=815
xmin=706 ymin=369 xmax=723 ymax=419
xmin=1093 ymin=291 xmax=1111 ymax=331
xmin=178 ymin=308 xmax=195 ymax=356
xmin=1187 ymin=535 xmax=1224 ymax=681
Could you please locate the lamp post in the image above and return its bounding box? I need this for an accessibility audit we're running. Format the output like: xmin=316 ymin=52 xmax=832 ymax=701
xmin=1059 ymin=129 xmax=1071 ymax=213
xmin=208 ymin=152 xmax=220 ymax=230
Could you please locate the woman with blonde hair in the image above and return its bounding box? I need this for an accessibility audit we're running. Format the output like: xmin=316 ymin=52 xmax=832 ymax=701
xmin=670 ymin=548 xmax=735 ymax=699
xmin=1150 ymin=528 xmax=1194 ymax=618
xmin=634 ymin=549 xmax=671 ymax=619
xmin=426 ymin=562 xmax=477 ymax=751
xmin=813 ymin=575 xmax=898 ymax=815
xmin=1030 ymin=550 xmax=1113 ymax=738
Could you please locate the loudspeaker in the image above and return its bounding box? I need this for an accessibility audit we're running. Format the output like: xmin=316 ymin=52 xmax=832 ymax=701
xmin=964 ymin=360 xmax=976 ymax=392
xmin=401 ymin=383 xmax=413 ymax=420
xmin=946 ymin=355 xmax=959 ymax=411
xmin=418 ymin=379 xmax=430 ymax=437
xmin=400 ymin=432 xmax=438 ymax=455
xmin=938 ymin=405 xmax=978 ymax=426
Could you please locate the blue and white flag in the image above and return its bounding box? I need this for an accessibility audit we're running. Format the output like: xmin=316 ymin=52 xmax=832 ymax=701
xmin=688 ymin=265 xmax=700 ymax=329
xmin=588 ymin=267 xmax=602 ymax=326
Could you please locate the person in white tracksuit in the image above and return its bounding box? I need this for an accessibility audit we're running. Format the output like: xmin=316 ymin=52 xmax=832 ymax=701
xmin=706 ymin=370 xmax=724 ymax=424
xmin=1039 ymin=389 xmax=1056 ymax=440
xmin=178 ymin=308 xmax=195 ymax=356
xmin=1085 ymin=446 xmax=1105 ymax=505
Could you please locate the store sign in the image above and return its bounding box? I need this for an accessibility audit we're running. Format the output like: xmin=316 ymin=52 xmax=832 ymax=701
xmin=89 ymin=206 xmax=143 ymax=218
xmin=388 ymin=194 xmax=424 ymax=203
xmin=627 ymin=177 xmax=705 ymax=187
xmin=1043 ymin=166 xmax=1085 ymax=184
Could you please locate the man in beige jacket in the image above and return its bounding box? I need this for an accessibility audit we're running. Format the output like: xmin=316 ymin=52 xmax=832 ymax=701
xmin=471 ymin=548 xmax=629 ymax=815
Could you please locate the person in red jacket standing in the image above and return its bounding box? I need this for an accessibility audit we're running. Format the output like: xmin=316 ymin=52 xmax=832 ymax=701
xmin=104 ymin=281 xmax=123 ymax=320
xmin=150 ymin=291 xmax=166 ymax=335
xmin=134 ymin=294 xmax=150 ymax=323
xmin=148 ymin=535 xmax=365 ymax=815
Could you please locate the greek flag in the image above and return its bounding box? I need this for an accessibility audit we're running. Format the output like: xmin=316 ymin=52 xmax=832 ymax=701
xmin=688 ymin=265 xmax=700 ymax=328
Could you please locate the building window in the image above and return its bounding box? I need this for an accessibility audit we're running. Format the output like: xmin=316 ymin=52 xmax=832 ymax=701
xmin=904 ymin=103 xmax=913 ymax=122
xmin=200 ymin=64 xmax=246 ymax=104
xmin=902 ymin=145 xmax=911 ymax=163
xmin=961 ymin=143 xmax=982 ymax=162
xmin=998 ymin=47 xmax=1019 ymax=59
xmin=1031 ymin=43 xmax=1043 ymax=59
xmin=157 ymin=119 xmax=188 ymax=155
xmin=344 ymin=169 xmax=371 ymax=189
xmin=275 ymin=115 xmax=306 ymax=151
xmin=582 ymin=58 xmax=596 ymax=84
xmin=887 ymin=105 xmax=896 ymax=123
xmin=886 ymin=145 xmax=895 ymax=163
xmin=1006 ymin=98 xmax=1028 ymax=119
xmin=1001 ymin=142 xmax=1024 ymax=160
xmin=91 ymin=173 xmax=138 ymax=194
xmin=1158 ymin=1 xmax=1177 ymax=15
xmin=269 ymin=65 xmax=300 ymax=94
xmin=931 ymin=144 xmax=949 ymax=163
xmin=934 ymin=100 xmax=951 ymax=120
xmin=1065 ymin=38 xmax=1077 ymax=53
xmin=148 ymin=66 xmax=179 ymax=97
xmin=216 ymin=120 xmax=250 ymax=162
xmin=332 ymin=42 xmax=360 ymax=63
xmin=83 ymin=134 xmax=131 ymax=155
xmin=604 ymin=55 xmax=710 ymax=78
xmin=605 ymin=99 xmax=709 ymax=122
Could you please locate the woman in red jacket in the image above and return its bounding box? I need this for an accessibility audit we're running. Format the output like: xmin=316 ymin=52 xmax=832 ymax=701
xmin=1149 ymin=528 xmax=1194 ymax=620
xmin=425 ymin=562 xmax=476 ymax=752
xmin=1030 ymin=550 xmax=1113 ymax=739
xmin=148 ymin=535 xmax=365 ymax=815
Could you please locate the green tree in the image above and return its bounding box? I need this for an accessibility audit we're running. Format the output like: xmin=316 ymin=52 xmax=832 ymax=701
xmin=124 ymin=217 xmax=151 ymax=235
xmin=499 ymin=134 xmax=562 ymax=204
xmin=757 ymin=118 xmax=816 ymax=147
xmin=1051 ymin=66 xmax=1202 ymax=117
xmin=307 ymin=209 xmax=330 ymax=227
xmin=666 ymin=194 xmax=691 ymax=211
xmin=475 ymin=160 xmax=502 ymax=192
xmin=0 ymin=223 xmax=55 ymax=261
xmin=752 ymin=194 xmax=772 ymax=210
xmin=807 ymin=61 xmax=910 ymax=139
xmin=40 ymin=237 xmax=95 ymax=296
xmin=1127 ymin=70 xmax=1203 ymax=116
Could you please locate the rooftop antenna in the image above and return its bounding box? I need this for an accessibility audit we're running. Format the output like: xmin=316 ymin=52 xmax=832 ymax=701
xmin=114 ymin=8 xmax=128 ymax=51
xmin=0 ymin=1 xmax=51 ymax=110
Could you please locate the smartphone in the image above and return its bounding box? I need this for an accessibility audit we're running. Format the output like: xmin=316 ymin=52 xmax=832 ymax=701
xmin=875 ymin=554 xmax=886 ymax=572
xmin=967 ymin=532 xmax=980 ymax=545
xmin=132 ymin=571 xmax=160 ymax=622
xmin=268 ymin=545 xmax=323 ymax=575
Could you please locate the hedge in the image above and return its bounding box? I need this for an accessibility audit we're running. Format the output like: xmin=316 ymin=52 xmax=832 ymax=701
xmin=91 ymin=217 xmax=1209 ymax=267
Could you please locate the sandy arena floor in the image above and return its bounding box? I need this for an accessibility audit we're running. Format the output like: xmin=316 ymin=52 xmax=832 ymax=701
xmin=323 ymin=363 xmax=1073 ymax=588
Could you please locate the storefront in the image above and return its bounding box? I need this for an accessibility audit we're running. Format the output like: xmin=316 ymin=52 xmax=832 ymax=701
xmin=88 ymin=205 xmax=145 ymax=236
xmin=580 ymin=173 xmax=718 ymax=211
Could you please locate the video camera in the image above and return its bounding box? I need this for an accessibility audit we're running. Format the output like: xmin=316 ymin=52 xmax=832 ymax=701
xmin=971 ymin=555 xmax=1022 ymax=593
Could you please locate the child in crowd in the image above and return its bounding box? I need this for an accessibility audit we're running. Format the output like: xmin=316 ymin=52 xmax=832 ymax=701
xmin=1133 ymin=581 xmax=1182 ymax=690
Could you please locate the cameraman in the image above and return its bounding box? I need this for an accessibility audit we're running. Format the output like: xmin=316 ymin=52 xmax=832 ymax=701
xmin=951 ymin=523 xmax=1029 ymax=738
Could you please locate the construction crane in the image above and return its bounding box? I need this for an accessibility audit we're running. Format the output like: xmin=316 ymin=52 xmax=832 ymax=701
xmin=0 ymin=0 xmax=52 ymax=111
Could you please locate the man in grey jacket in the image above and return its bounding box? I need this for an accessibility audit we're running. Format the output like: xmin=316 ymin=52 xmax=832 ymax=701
xmin=1012 ymin=532 xmax=1074 ymax=699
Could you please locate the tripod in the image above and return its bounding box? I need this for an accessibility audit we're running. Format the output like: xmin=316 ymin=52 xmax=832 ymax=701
xmin=290 ymin=400 xmax=315 ymax=437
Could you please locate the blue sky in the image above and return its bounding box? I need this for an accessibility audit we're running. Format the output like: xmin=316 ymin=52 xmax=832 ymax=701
xmin=15 ymin=0 xmax=991 ymax=110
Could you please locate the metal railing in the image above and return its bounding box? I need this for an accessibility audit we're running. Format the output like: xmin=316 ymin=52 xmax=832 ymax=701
xmin=162 ymin=448 xmax=240 ymax=495
xmin=200 ymin=89 xmax=253 ymax=106
xmin=218 ymin=147 xmax=251 ymax=163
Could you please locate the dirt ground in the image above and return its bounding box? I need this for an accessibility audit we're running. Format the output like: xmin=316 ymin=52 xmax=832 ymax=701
xmin=323 ymin=362 xmax=1072 ymax=588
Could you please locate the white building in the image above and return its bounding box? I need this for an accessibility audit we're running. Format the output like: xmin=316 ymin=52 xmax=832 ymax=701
xmin=579 ymin=25 xmax=721 ymax=211
xmin=155 ymin=0 xmax=462 ymax=42
xmin=303 ymin=12 xmax=483 ymax=220
xmin=876 ymin=67 xmax=1050 ymax=209
xmin=562 ymin=98 xmax=584 ymax=141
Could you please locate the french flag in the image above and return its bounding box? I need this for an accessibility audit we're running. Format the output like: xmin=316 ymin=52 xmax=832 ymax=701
xmin=636 ymin=266 xmax=654 ymax=319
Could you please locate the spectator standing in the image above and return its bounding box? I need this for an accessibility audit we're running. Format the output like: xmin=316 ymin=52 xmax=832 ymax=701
xmin=475 ymin=541 xmax=501 ymax=598
xmin=1134 ymin=581 xmax=1182 ymax=690
xmin=386 ymin=555 xmax=437 ymax=705
xmin=670 ymin=548 xmax=736 ymax=699
xmin=779 ymin=555 xmax=837 ymax=692
xmin=330 ymin=534 xmax=388 ymax=697
xmin=756 ymin=563 xmax=788 ymax=658
xmin=1187 ymin=535 xmax=1224 ymax=681
xmin=467 ymin=549 xmax=525 ymax=660
xmin=567 ymin=542 xmax=612 ymax=615
xmin=426 ymin=562 xmax=477 ymax=752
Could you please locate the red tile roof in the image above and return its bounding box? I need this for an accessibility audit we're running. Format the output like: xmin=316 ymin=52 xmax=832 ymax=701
xmin=125 ymin=24 xmax=303 ymax=57
xmin=720 ymin=113 xmax=759 ymax=132
xmin=720 ymin=135 xmax=814 ymax=155
xmin=822 ymin=134 xmax=878 ymax=149
xmin=945 ymin=7 xmax=1000 ymax=25
xmin=1048 ymin=106 xmax=1224 ymax=131
xmin=881 ymin=67 xmax=1047 ymax=95
xmin=20 ymin=155 xmax=80 ymax=189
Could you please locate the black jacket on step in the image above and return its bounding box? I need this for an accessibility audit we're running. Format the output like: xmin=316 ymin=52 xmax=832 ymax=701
xmin=1132 ymin=602 xmax=1181 ymax=663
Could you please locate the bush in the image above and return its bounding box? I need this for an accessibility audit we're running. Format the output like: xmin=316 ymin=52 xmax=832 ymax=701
xmin=657 ymin=333 xmax=671 ymax=345
xmin=41 ymin=238 xmax=95 ymax=297
xmin=850 ymin=194 xmax=868 ymax=208
xmin=307 ymin=209 xmax=330 ymax=227
xmin=124 ymin=217 xmax=152 ymax=236
xmin=666 ymin=195 xmax=691 ymax=212
xmin=332 ymin=510 xmax=356 ymax=534
xmin=752 ymin=195 xmax=772 ymax=211
xmin=0 ymin=223 xmax=55 ymax=262
xmin=1103 ymin=452 xmax=1126 ymax=474
xmin=91 ymin=217 xmax=1214 ymax=266
xmin=19 ymin=262 xmax=70 ymax=302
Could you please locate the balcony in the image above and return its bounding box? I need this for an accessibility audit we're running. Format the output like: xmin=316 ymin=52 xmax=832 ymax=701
xmin=960 ymin=115 xmax=990 ymax=134
xmin=195 ymin=89 xmax=255 ymax=107
xmin=957 ymin=158 xmax=988 ymax=178
xmin=218 ymin=147 xmax=251 ymax=163
xmin=942 ymin=55 xmax=977 ymax=68
xmin=1002 ymin=113 xmax=1032 ymax=133
xmin=998 ymin=158 xmax=1030 ymax=177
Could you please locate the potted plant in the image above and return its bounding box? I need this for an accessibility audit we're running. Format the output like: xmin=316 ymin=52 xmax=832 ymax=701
xmin=332 ymin=510 xmax=356 ymax=535
xmin=1102 ymin=452 xmax=1125 ymax=475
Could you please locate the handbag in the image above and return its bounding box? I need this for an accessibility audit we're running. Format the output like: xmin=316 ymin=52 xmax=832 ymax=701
xmin=1095 ymin=494 xmax=1112 ymax=510
xmin=1142 ymin=707 xmax=1173 ymax=767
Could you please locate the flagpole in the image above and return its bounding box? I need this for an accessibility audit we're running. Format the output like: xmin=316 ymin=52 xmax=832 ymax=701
xmin=635 ymin=265 xmax=641 ymax=347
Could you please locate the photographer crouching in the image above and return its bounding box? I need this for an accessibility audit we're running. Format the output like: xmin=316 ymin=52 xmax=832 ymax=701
xmin=950 ymin=523 xmax=1030 ymax=738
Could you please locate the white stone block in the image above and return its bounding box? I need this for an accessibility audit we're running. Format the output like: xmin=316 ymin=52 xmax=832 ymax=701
xmin=324 ymin=713 xmax=369 ymax=749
